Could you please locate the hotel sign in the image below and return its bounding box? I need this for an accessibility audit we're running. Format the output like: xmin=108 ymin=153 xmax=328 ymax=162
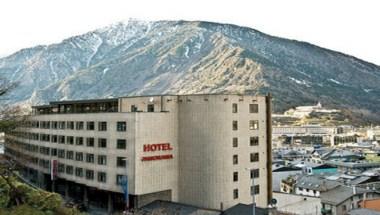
xmin=142 ymin=143 xmax=173 ymax=161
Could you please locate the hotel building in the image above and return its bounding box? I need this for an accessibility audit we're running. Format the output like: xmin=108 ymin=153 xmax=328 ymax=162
xmin=5 ymin=94 xmax=272 ymax=212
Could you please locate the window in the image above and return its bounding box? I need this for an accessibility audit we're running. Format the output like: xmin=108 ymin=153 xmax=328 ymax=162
xmin=86 ymin=121 xmax=95 ymax=130
xmin=58 ymin=135 xmax=65 ymax=144
xmin=250 ymin=153 xmax=259 ymax=162
xmin=41 ymin=121 xmax=50 ymax=129
xmin=66 ymin=151 xmax=74 ymax=160
xmin=251 ymin=185 xmax=260 ymax=195
xmin=75 ymin=152 xmax=83 ymax=161
xmin=75 ymin=168 xmax=83 ymax=177
xmin=31 ymin=121 xmax=40 ymax=128
xmin=117 ymin=157 xmax=126 ymax=167
xmin=98 ymin=172 xmax=107 ymax=183
xmin=39 ymin=146 xmax=50 ymax=155
xmin=232 ymin=137 xmax=238 ymax=147
xmin=233 ymin=155 xmax=238 ymax=165
xmin=31 ymin=133 xmax=39 ymax=140
xmin=232 ymin=103 xmax=238 ymax=113
xmin=117 ymin=122 xmax=126 ymax=132
xmin=58 ymin=121 xmax=65 ymax=129
xmin=67 ymin=136 xmax=74 ymax=145
xmin=117 ymin=139 xmax=126 ymax=149
xmin=52 ymin=121 xmax=58 ymax=129
xmin=233 ymin=172 xmax=238 ymax=182
xmin=233 ymin=189 xmax=239 ymax=199
xmin=40 ymin=134 xmax=50 ymax=142
xmin=98 ymin=155 xmax=107 ymax=165
xmin=67 ymin=121 xmax=74 ymax=129
xmin=251 ymin=169 xmax=259 ymax=178
xmin=131 ymin=105 xmax=138 ymax=112
xmin=51 ymin=135 xmax=58 ymax=143
xmin=86 ymin=137 xmax=94 ymax=147
xmin=250 ymin=136 xmax=259 ymax=146
xmin=116 ymin=175 xmax=127 ymax=185
xmin=86 ymin=153 xmax=94 ymax=163
xmin=39 ymin=159 xmax=50 ymax=169
xmin=66 ymin=165 xmax=73 ymax=175
xmin=147 ymin=104 xmax=154 ymax=112
xmin=85 ymin=170 xmax=94 ymax=180
xmin=98 ymin=122 xmax=107 ymax=131
xmin=76 ymin=121 xmax=84 ymax=130
xmin=98 ymin=138 xmax=107 ymax=148
xmin=232 ymin=121 xmax=238 ymax=130
xmin=58 ymin=163 xmax=65 ymax=173
xmin=249 ymin=120 xmax=259 ymax=130
xmin=51 ymin=148 xmax=57 ymax=156
xmin=75 ymin=137 xmax=83 ymax=145
xmin=58 ymin=149 xmax=65 ymax=158
xmin=250 ymin=104 xmax=258 ymax=113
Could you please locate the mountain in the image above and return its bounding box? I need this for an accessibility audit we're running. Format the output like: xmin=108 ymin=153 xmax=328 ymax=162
xmin=1 ymin=19 xmax=380 ymax=123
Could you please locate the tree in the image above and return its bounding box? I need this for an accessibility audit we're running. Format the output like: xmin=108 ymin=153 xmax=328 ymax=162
xmin=0 ymin=77 xmax=23 ymax=132
xmin=0 ymin=77 xmax=84 ymax=214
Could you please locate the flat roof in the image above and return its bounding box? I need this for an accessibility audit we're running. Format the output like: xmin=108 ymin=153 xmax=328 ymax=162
xmin=118 ymin=93 xmax=266 ymax=99
xmin=32 ymin=93 xmax=268 ymax=108
xmin=325 ymin=161 xmax=380 ymax=168
xmin=50 ymin=98 xmax=118 ymax=105
xmin=32 ymin=98 xmax=119 ymax=108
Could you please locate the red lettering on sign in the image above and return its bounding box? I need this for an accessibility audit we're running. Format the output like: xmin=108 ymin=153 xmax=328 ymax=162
xmin=141 ymin=154 xmax=173 ymax=161
xmin=143 ymin=143 xmax=173 ymax=152
xmin=143 ymin=145 xmax=150 ymax=152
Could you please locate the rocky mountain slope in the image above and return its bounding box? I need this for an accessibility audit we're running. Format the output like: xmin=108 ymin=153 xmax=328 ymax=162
xmin=1 ymin=20 xmax=380 ymax=122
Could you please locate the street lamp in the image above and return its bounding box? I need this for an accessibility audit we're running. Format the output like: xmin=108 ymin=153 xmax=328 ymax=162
xmin=245 ymin=167 xmax=256 ymax=215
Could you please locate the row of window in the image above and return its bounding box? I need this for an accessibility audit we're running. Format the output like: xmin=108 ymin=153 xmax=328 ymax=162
xmin=24 ymin=134 xmax=126 ymax=149
xmin=232 ymin=103 xmax=259 ymax=113
xmin=232 ymin=169 xmax=260 ymax=182
xmin=30 ymin=121 xmax=127 ymax=131
xmin=232 ymin=120 xmax=259 ymax=130
xmin=58 ymin=165 xmax=128 ymax=185
xmin=232 ymin=137 xmax=259 ymax=147
xmin=233 ymin=185 xmax=260 ymax=199
xmin=233 ymin=153 xmax=259 ymax=165
xmin=37 ymin=152 xmax=126 ymax=168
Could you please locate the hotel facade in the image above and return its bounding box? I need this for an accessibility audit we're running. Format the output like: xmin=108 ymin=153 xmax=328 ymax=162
xmin=5 ymin=94 xmax=272 ymax=212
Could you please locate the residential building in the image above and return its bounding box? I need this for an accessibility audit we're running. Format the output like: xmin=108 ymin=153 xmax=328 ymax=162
xmin=294 ymin=175 xmax=340 ymax=197
xmin=359 ymin=199 xmax=380 ymax=212
xmin=320 ymin=185 xmax=380 ymax=215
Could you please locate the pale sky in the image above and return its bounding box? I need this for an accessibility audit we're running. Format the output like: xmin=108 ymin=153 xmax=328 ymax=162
xmin=0 ymin=0 xmax=379 ymax=65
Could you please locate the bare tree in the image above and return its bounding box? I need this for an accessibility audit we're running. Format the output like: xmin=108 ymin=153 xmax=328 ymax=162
xmin=0 ymin=77 xmax=24 ymax=132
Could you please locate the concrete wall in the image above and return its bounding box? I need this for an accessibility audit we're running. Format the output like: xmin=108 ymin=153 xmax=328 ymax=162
xmin=134 ymin=112 xmax=179 ymax=201
xmin=274 ymin=192 xmax=321 ymax=215
xmin=178 ymin=95 xmax=269 ymax=210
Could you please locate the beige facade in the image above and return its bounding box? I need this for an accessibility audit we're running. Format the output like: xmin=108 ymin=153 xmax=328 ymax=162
xmin=5 ymin=94 xmax=271 ymax=211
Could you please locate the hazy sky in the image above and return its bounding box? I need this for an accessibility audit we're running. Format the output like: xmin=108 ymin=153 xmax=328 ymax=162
xmin=0 ymin=0 xmax=379 ymax=65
